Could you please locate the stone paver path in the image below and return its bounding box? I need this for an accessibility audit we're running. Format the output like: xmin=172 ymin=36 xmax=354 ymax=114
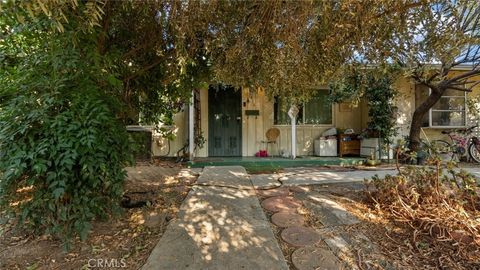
xmin=302 ymin=194 xmax=360 ymax=227
xmin=261 ymin=195 xmax=303 ymax=212
xmin=142 ymin=166 xmax=288 ymax=270
xmin=142 ymin=165 xmax=480 ymax=270
xmin=256 ymin=186 xmax=290 ymax=197
xmin=292 ymin=246 xmax=342 ymax=270
xmin=271 ymin=212 xmax=305 ymax=227
xmin=280 ymin=226 xmax=321 ymax=247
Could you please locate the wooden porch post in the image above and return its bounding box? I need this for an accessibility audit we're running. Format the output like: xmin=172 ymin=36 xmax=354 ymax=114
xmin=188 ymin=90 xmax=195 ymax=161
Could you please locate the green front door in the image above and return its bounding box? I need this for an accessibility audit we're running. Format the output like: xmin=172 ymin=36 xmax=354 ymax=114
xmin=208 ymin=85 xmax=242 ymax=156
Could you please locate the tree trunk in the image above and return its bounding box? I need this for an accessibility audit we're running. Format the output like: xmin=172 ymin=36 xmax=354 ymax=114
xmin=409 ymin=88 xmax=444 ymax=152
xmin=97 ymin=0 xmax=112 ymax=56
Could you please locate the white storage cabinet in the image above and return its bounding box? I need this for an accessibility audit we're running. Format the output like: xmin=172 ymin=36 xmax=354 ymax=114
xmin=314 ymin=138 xmax=338 ymax=156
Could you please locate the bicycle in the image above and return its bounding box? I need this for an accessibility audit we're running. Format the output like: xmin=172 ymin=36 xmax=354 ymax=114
xmin=429 ymin=125 xmax=480 ymax=163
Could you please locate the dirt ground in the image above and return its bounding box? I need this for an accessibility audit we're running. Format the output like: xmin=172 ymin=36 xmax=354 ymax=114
xmin=0 ymin=160 xmax=197 ymax=270
xmin=273 ymin=182 xmax=480 ymax=270
xmin=2 ymin=163 xmax=479 ymax=270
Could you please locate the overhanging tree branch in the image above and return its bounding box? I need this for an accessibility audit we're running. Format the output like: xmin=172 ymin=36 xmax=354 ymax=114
xmin=445 ymin=68 xmax=480 ymax=85
xmin=123 ymin=58 xmax=164 ymax=83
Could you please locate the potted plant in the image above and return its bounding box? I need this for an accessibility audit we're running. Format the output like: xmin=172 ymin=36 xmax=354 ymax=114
xmin=366 ymin=150 xmax=381 ymax=166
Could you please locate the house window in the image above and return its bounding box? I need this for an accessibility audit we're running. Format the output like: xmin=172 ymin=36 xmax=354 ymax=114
xmin=415 ymin=85 xmax=467 ymax=128
xmin=274 ymin=90 xmax=333 ymax=125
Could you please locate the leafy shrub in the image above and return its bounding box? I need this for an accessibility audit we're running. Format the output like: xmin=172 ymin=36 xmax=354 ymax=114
xmin=0 ymin=6 xmax=135 ymax=245
xmin=0 ymin=90 xmax=132 ymax=244
xmin=329 ymin=66 xmax=398 ymax=145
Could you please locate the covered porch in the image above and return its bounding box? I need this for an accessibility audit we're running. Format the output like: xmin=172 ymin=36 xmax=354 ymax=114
xmin=152 ymin=86 xmax=370 ymax=158
xmin=187 ymin=156 xmax=366 ymax=172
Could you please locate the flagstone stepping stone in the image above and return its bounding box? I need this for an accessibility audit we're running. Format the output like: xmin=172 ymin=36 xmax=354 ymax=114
xmin=271 ymin=212 xmax=304 ymax=228
xmin=292 ymin=246 xmax=342 ymax=270
xmin=261 ymin=196 xmax=302 ymax=213
xmin=303 ymin=195 xmax=359 ymax=226
xmin=280 ymin=226 xmax=321 ymax=247
xmin=256 ymin=187 xmax=290 ymax=197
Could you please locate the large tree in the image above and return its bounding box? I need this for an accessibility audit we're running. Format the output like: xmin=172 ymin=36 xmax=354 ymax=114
xmin=0 ymin=0 xmax=434 ymax=241
xmin=160 ymin=0 xmax=428 ymax=102
xmin=368 ymin=0 xmax=480 ymax=151
xmin=4 ymin=0 xmax=432 ymax=109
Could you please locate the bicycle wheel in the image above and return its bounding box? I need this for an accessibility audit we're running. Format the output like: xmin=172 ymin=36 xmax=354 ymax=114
xmin=468 ymin=143 xmax=480 ymax=163
xmin=429 ymin=140 xmax=454 ymax=161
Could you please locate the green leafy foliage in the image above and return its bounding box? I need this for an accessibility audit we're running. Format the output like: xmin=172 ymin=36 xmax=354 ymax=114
xmin=128 ymin=131 xmax=152 ymax=160
xmin=0 ymin=91 xmax=131 ymax=243
xmin=0 ymin=5 xmax=132 ymax=245
xmin=88 ymin=0 xmax=431 ymax=103
xmin=363 ymin=75 xmax=399 ymax=144
xmin=329 ymin=67 xmax=399 ymax=144
xmin=101 ymin=1 xmax=210 ymax=129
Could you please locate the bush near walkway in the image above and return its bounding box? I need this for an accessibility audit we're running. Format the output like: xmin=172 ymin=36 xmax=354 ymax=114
xmin=0 ymin=12 xmax=132 ymax=244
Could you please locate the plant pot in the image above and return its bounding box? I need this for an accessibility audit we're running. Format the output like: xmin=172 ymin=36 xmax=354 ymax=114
xmin=366 ymin=159 xmax=380 ymax=166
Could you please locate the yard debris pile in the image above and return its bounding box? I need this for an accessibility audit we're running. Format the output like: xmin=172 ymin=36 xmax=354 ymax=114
xmin=366 ymin=162 xmax=480 ymax=269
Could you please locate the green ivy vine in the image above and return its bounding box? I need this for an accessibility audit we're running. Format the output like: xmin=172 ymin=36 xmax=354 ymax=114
xmin=329 ymin=67 xmax=399 ymax=144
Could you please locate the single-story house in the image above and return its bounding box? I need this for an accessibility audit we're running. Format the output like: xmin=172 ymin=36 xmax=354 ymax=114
xmin=145 ymin=67 xmax=480 ymax=159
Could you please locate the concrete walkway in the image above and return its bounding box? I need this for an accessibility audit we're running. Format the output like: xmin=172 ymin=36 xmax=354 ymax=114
xmin=251 ymin=168 xmax=396 ymax=189
xmin=251 ymin=166 xmax=480 ymax=189
xmin=142 ymin=166 xmax=288 ymax=270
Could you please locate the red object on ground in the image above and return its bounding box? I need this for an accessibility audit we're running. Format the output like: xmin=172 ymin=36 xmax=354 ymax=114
xmin=255 ymin=150 xmax=269 ymax=157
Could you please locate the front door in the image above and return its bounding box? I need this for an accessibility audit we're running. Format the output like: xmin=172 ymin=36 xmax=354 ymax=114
xmin=208 ymin=85 xmax=242 ymax=156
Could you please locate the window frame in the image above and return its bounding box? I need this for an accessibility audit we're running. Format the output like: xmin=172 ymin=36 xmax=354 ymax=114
xmin=425 ymin=88 xmax=468 ymax=129
xmin=273 ymin=89 xmax=334 ymax=127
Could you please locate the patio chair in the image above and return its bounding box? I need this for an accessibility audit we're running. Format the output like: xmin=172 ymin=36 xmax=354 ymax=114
xmin=262 ymin=128 xmax=280 ymax=156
